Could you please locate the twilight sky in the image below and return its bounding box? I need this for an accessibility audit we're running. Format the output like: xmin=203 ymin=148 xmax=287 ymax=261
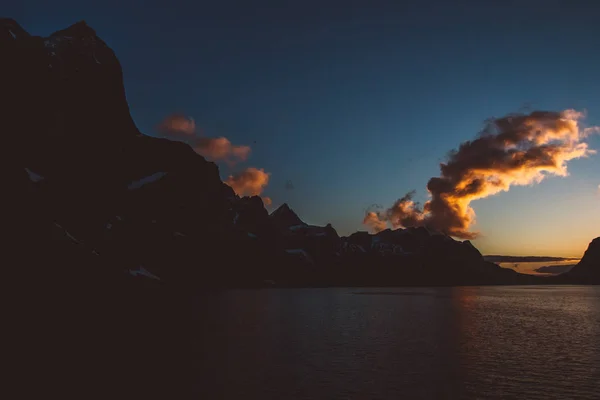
xmin=6 ymin=0 xmax=600 ymax=257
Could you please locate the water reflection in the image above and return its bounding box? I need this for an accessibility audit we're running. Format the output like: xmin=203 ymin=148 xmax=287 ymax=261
xmin=451 ymin=286 xmax=600 ymax=399
xmin=194 ymin=287 xmax=600 ymax=399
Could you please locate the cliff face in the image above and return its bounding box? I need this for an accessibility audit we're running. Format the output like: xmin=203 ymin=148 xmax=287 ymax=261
xmin=3 ymin=20 xmax=235 ymax=396
xmin=3 ymin=19 xmax=259 ymax=287
xmin=566 ymin=237 xmax=600 ymax=282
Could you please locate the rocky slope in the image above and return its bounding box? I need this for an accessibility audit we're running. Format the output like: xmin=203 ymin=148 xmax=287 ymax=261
xmin=564 ymin=237 xmax=600 ymax=283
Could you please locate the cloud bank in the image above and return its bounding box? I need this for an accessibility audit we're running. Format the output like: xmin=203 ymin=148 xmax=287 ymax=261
xmin=365 ymin=109 xmax=598 ymax=238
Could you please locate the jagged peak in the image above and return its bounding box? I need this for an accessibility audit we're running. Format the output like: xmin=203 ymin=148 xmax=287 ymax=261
xmin=269 ymin=203 xmax=305 ymax=228
xmin=270 ymin=203 xmax=295 ymax=217
xmin=1 ymin=18 xmax=31 ymax=40
xmin=271 ymin=202 xmax=291 ymax=213
xmin=48 ymin=20 xmax=95 ymax=37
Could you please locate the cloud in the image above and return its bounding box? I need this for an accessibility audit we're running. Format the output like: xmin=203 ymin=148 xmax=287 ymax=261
xmin=158 ymin=114 xmax=251 ymax=164
xmin=225 ymin=167 xmax=270 ymax=198
xmin=194 ymin=137 xmax=251 ymax=165
xmin=363 ymin=211 xmax=387 ymax=233
xmin=158 ymin=114 xmax=273 ymax=205
xmin=365 ymin=109 xmax=599 ymax=238
xmin=158 ymin=113 xmax=196 ymax=136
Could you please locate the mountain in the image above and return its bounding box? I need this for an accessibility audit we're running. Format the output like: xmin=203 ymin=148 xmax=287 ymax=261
xmin=332 ymin=227 xmax=532 ymax=286
xmin=564 ymin=237 xmax=600 ymax=283
xmin=7 ymin=17 xmax=596 ymax=397
xmin=3 ymin=18 xmax=282 ymax=288
xmin=270 ymin=203 xmax=305 ymax=229
xmin=3 ymin=18 xmax=220 ymax=397
xmin=2 ymin=17 xmax=538 ymax=290
xmin=269 ymin=203 xmax=341 ymax=268
xmin=2 ymin=18 xmax=561 ymax=291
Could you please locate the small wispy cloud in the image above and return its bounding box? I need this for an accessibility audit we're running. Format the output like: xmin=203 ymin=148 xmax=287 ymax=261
xmin=158 ymin=114 xmax=251 ymax=165
xmin=158 ymin=114 xmax=274 ymax=205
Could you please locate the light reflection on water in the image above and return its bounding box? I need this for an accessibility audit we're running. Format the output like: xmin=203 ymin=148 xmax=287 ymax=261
xmin=194 ymin=286 xmax=600 ymax=399
xmin=498 ymin=260 xmax=579 ymax=275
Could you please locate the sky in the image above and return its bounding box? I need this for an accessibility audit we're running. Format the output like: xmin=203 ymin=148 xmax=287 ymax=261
xmin=6 ymin=0 xmax=600 ymax=257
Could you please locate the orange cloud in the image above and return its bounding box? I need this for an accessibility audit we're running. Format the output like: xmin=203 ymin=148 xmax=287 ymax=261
xmin=194 ymin=137 xmax=251 ymax=164
xmin=158 ymin=114 xmax=251 ymax=164
xmin=157 ymin=114 xmax=196 ymax=136
xmin=225 ymin=167 xmax=270 ymax=197
xmin=262 ymin=196 xmax=273 ymax=206
xmin=365 ymin=109 xmax=599 ymax=238
xmin=363 ymin=211 xmax=387 ymax=233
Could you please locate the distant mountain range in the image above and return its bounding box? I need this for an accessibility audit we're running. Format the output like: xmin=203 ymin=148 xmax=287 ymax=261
xmin=3 ymin=19 xmax=599 ymax=290
xmin=534 ymin=265 xmax=577 ymax=275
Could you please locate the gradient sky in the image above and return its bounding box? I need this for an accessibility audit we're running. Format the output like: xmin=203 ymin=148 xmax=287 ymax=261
xmin=6 ymin=0 xmax=600 ymax=257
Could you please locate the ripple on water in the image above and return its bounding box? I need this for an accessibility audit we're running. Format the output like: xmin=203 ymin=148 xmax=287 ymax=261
xmin=193 ymin=286 xmax=600 ymax=399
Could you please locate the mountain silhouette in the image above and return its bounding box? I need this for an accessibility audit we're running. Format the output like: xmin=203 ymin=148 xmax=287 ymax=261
xmin=5 ymin=18 xmax=586 ymax=293
xmin=6 ymin=17 xmax=600 ymax=398
xmin=564 ymin=237 xmax=600 ymax=283
xmin=270 ymin=203 xmax=306 ymax=229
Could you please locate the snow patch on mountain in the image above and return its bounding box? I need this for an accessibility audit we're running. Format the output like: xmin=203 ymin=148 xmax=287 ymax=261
xmin=128 ymin=266 xmax=160 ymax=280
xmin=54 ymin=222 xmax=81 ymax=244
xmin=127 ymin=171 xmax=167 ymax=190
xmin=25 ymin=168 xmax=44 ymax=182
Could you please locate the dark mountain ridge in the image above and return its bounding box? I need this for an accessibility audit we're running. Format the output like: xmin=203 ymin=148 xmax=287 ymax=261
xmin=5 ymin=19 xmax=593 ymax=291
xmin=4 ymin=18 xmax=599 ymax=397
xmin=564 ymin=237 xmax=600 ymax=283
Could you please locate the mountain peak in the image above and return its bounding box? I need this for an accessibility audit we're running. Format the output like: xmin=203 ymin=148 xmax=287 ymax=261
xmin=273 ymin=203 xmax=291 ymax=213
xmin=270 ymin=203 xmax=305 ymax=228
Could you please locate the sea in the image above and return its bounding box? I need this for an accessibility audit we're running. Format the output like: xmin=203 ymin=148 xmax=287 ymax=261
xmin=193 ymin=286 xmax=600 ymax=399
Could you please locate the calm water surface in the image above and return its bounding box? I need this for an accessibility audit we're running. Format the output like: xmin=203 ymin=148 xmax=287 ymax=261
xmin=193 ymin=286 xmax=600 ymax=399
